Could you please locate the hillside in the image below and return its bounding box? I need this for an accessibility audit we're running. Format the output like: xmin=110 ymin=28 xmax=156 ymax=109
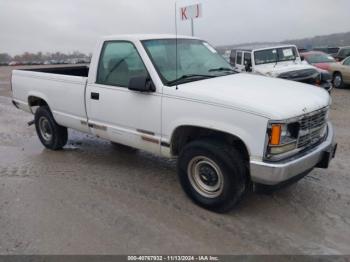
xmin=217 ymin=31 xmax=350 ymax=53
xmin=282 ymin=31 xmax=350 ymax=48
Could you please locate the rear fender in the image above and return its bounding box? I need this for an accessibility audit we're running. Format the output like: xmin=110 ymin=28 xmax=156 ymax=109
xmin=27 ymin=91 xmax=50 ymax=114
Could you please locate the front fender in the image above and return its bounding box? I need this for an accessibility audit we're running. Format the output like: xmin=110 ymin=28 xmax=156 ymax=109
xmin=163 ymin=106 xmax=268 ymax=160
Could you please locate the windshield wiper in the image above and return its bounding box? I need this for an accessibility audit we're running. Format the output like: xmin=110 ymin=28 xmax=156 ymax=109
xmin=208 ymin=67 xmax=235 ymax=72
xmin=167 ymin=74 xmax=216 ymax=86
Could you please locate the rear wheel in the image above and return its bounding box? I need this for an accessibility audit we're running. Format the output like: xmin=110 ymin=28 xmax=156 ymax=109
xmin=333 ymin=73 xmax=344 ymax=89
xmin=177 ymin=139 xmax=247 ymax=213
xmin=35 ymin=106 xmax=68 ymax=150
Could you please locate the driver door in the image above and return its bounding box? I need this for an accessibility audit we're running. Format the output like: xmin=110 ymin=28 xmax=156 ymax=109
xmin=86 ymin=41 xmax=162 ymax=154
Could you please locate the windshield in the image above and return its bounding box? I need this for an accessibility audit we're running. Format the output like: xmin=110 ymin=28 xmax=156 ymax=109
xmin=254 ymin=46 xmax=298 ymax=65
xmin=338 ymin=48 xmax=350 ymax=58
xmin=142 ymin=39 xmax=234 ymax=86
xmin=305 ymin=53 xmax=335 ymax=64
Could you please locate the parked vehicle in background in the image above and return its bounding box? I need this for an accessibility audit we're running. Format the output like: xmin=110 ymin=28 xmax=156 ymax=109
xmin=222 ymin=50 xmax=231 ymax=63
xmin=9 ymin=61 xmax=21 ymax=66
xmin=313 ymin=47 xmax=340 ymax=58
xmin=301 ymin=51 xmax=337 ymax=71
xmin=334 ymin=46 xmax=350 ymax=62
xmin=11 ymin=35 xmax=337 ymax=212
xmin=229 ymin=49 xmax=238 ymax=66
xmin=329 ymin=56 xmax=350 ymax=89
xmin=232 ymin=45 xmax=332 ymax=92
xmin=298 ymin=48 xmax=308 ymax=53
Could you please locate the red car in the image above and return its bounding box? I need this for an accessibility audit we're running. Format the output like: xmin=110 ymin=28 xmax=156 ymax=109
xmin=301 ymin=51 xmax=337 ymax=71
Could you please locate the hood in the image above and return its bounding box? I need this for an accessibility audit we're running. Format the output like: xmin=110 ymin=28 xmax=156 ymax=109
xmin=329 ymin=62 xmax=345 ymax=71
xmin=177 ymin=73 xmax=330 ymax=120
xmin=254 ymin=61 xmax=316 ymax=77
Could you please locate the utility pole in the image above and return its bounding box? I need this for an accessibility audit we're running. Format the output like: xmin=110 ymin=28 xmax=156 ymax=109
xmin=191 ymin=18 xmax=194 ymax=36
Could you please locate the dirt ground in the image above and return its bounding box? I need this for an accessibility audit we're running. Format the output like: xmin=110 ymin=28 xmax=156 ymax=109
xmin=0 ymin=65 xmax=350 ymax=255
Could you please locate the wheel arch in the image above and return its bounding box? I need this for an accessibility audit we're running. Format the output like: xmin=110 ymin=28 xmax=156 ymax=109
xmin=170 ymin=125 xmax=250 ymax=163
xmin=332 ymin=71 xmax=342 ymax=78
xmin=28 ymin=93 xmax=50 ymax=114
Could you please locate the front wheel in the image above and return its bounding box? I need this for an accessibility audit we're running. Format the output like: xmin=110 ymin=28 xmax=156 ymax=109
xmin=177 ymin=140 xmax=247 ymax=213
xmin=333 ymin=73 xmax=344 ymax=89
xmin=35 ymin=106 xmax=68 ymax=150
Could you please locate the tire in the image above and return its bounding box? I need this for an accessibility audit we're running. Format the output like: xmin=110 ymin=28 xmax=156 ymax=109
xmin=34 ymin=106 xmax=68 ymax=150
xmin=177 ymin=139 xmax=247 ymax=213
xmin=333 ymin=73 xmax=344 ymax=89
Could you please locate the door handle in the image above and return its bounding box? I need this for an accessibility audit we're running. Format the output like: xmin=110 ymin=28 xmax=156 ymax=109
xmin=91 ymin=92 xmax=99 ymax=100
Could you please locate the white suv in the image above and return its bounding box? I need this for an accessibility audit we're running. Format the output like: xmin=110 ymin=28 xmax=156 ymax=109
xmin=230 ymin=45 xmax=332 ymax=92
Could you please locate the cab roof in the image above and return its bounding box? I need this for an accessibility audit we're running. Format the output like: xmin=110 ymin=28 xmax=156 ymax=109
xmin=101 ymin=34 xmax=199 ymax=42
xmin=235 ymin=44 xmax=297 ymax=52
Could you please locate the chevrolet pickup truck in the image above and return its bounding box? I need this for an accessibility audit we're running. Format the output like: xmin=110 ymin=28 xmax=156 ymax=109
xmin=11 ymin=35 xmax=337 ymax=212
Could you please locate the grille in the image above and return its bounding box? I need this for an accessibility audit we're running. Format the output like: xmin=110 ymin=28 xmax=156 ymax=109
xmin=297 ymin=108 xmax=328 ymax=149
xmin=278 ymin=69 xmax=319 ymax=84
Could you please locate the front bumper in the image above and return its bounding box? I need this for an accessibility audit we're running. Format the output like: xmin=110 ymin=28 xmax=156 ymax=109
xmin=250 ymin=122 xmax=336 ymax=185
xmin=320 ymin=81 xmax=333 ymax=93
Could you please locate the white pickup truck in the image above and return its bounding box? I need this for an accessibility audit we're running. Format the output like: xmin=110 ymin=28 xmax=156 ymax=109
xmin=11 ymin=35 xmax=337 ymax=212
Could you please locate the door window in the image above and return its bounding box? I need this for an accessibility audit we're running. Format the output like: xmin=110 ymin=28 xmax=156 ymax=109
xmin=230 ymin=50 xmax=236 ymax=66
xmin=97 ymin=41 xmax=148 ymax=87
xmin=236 ymin=52 xmax=242 ymax=65
xmin=344 ymin=57 xmax=350 ymax=66
xmin=244 ymin=52 xmax=252 ymax=65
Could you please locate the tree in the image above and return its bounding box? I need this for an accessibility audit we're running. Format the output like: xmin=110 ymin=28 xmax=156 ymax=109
xmin=0 ymin=53 xmax=12 ymax=63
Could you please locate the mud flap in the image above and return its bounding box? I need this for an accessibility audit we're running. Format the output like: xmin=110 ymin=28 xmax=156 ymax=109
xmin=316 ymin=143 xmax=337 ymax=169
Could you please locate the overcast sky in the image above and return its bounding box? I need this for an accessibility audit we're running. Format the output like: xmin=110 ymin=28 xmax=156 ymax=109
xmin=0 ymin=0 xmax=349 ymax=55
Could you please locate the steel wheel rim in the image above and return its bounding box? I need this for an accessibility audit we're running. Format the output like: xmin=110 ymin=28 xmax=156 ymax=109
xmin=187 ymin=156 xmax=224 ymax=198
xmin=334 ymin=75 xmax=342 ymax=87
xmin=39 ymin=117 xmax=53 ymax=142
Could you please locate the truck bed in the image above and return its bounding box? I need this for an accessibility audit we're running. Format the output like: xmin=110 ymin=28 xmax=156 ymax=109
xmin=11 ymin=67 xmax=90 ymax=134
xmin=21 ymin=65 xmax=89 ymax=77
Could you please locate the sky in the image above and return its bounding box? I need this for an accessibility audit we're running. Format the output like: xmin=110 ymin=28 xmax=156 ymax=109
xmin=0 ymin=0 xmax=350 ymax=55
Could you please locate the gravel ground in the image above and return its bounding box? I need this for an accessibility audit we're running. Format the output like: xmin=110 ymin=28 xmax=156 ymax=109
xmin=0 ymin=66 xmax=350 ymax=255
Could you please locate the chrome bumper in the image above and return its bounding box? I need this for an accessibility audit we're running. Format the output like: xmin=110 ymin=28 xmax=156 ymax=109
xmin=250 ymin=122 xmax=336 ymax=185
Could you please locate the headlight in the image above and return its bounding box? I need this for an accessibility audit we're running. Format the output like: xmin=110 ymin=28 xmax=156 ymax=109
xmin=315 ymin=73 xmax=322 ymax=85
xmin=319 ymin=70 xmax=332 ymax=82
xmin=265 ymin=122 xmax=300 ymax=160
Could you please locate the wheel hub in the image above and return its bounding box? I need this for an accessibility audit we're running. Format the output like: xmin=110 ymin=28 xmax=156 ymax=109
xmin=198 ymin=164 xmax=219 ymax=186
xmin=334 ymin=75 xmax=342 ymax=87
xmin=39 ymin=117 xmax=53 ymax=142
xmin=187 ymin=156 xmax=224 ymax=198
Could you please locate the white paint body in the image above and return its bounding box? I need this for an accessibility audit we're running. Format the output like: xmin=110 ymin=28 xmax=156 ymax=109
xmin=253 ymin=61 xmax=317 ymax=77
xmin=11 ymin=35 xmax=331 ymax=182
xmin=235 ymin=45 xmax=318 ymax=77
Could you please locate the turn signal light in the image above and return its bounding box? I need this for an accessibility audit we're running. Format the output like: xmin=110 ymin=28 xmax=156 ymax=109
xmin=270 ymin=124 xmax=281 ymax=145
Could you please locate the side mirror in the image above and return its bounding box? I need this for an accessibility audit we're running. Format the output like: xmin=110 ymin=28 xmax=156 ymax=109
xmin=128 ymin=76 xmax=155 ymax=92
xmin=244 ymin=61 xmax=252 ymax=72
xmin=301 ymin=56 xmax=305 ymax=61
